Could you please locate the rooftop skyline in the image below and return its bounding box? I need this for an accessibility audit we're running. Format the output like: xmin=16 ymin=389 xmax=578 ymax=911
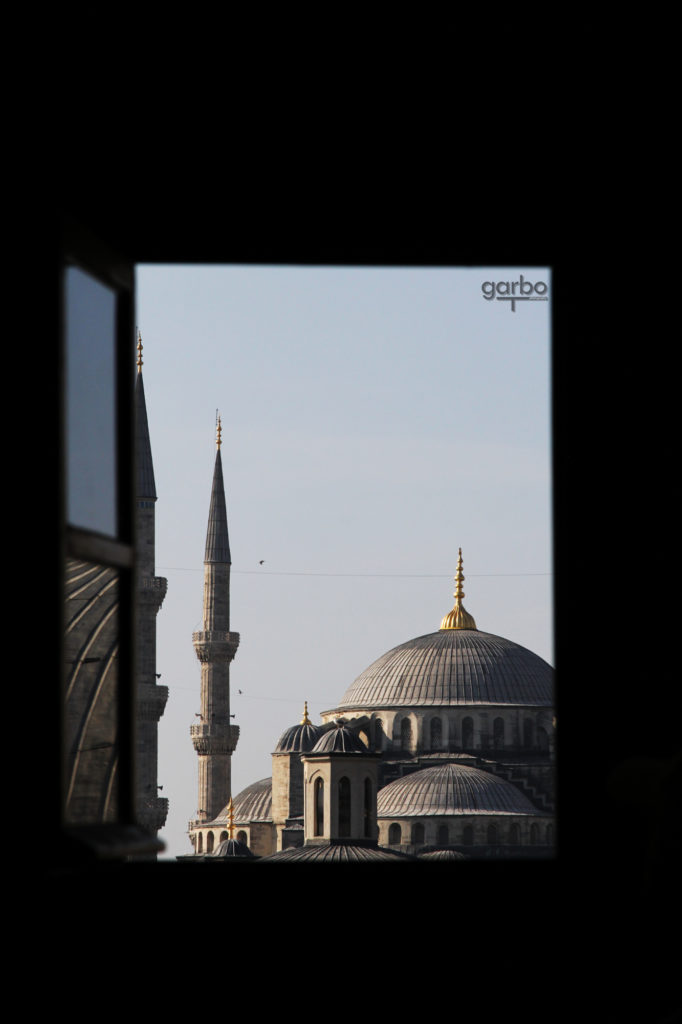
xmin=135 ymin=264 xmax=553 ymax=859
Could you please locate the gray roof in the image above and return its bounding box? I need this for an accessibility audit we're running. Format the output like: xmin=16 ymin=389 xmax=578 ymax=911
xmin=310 ymin=725 xmax=368 ymax=754
xmin=210 ymin=838 xmax=256 ymax=858
xmin=377 ymin=763 xmax=541 ymax=817
xmin=214 ymin=778 xmax=272 ymax=824
xmin=275 ymin=721 xmax=323 ymax=753
xmin=204 ymin=450 xmax=231 ymax=563
xmin=135 ymin=372 xmax=156 ymax=500
xmin=262 ymin=843 xmax=412 ymax=863
xmin=418 ymin=848 xmax=469 ymax=861
xmin=334 ymin=629 xmax=553 ymax=710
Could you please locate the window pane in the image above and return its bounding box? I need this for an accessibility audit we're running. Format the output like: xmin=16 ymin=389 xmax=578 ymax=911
xmin=64 ymin=558 xmax=120 ymax=823
xmin=65 ymin=265 xmax=117 ymax=536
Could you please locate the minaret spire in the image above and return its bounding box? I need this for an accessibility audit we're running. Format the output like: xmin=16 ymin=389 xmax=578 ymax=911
xmin=190 ymin=421 xmax=240 ymax=826
xmin=440 ymin=548 xmax=477 ymax=630
xmin=134 ymin=335 xmax=168 ymax=843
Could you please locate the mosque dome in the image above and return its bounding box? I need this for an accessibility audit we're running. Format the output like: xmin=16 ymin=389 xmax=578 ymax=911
xmin=333 ymin=551 xmax=552 ymax=711
xmin=377 ymin=763 xmax=541 ymax=817
xmin=210 ymin=838 xmax=256 ymax=858
xmin=215 ymin=778 xmax=273 ymax=824
xmin=274 ymin=702 xmax=323 ymax=752
xmin=262 ymin=843 xmax=411 ymax=862
xmin=336 ymin=629 xmax=553 ymax=709
xmin=310 ymin=724 xmax=369 ymax=754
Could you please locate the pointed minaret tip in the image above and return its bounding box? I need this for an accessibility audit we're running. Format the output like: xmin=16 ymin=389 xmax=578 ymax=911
xmin=227 ymin=797 xmax=235 ymax=839
xmin=137 ymin=331 xmax=143 ymax=373
xmin=204 ymin=417 xmax=231 ymax=564
xmin=440 ymin=548 xmax=477 ymax=630
xmin=300 ymin=701 xmax=312 ymax=726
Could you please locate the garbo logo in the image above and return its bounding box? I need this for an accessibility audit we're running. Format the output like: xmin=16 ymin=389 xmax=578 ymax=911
xmin=482 ymin=275 xmax=549 ymax=312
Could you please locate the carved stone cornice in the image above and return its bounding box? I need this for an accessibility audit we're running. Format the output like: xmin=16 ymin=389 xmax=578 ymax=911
xmin=137 ymin=796 xmax=169 ymax=832
xmin=190 ymin=723 xmax=240 ymax=755
xmin=138 ymin=576 xmax=168 ymax=612
xmin=192 ymin=630 xmax=240 ymax=663
xmin=137 ymin=684 xmax=169 ymax=721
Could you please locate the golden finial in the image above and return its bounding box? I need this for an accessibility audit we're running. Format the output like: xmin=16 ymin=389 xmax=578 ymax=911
xmin=440 ymin=548 xmax=477 ymax=630
xmin=136 ymin=331 xmax=143 ymax=372
xmin=227 ymin=797 xmax=235 ymax=839
xmin=216 ymin=414 xmax=222 ymax=450
xmin=300 ymin=701 xmax=312 ymax=726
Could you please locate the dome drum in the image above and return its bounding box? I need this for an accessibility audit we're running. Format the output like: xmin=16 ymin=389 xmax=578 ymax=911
xmin=331 ymin=707 xmax=554 ymax=758
xmin=379 ymin=816 xmax=554 ymax=852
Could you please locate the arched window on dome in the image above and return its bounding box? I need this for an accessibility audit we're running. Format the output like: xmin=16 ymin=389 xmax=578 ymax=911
xmin=197 ymin=833 xmax=203 ymax=853
xmin=509 ymin=823 xmax=520 ymax=845
xmin=530 ymin=823 xmax=539 ymax=845
xmin=338 ymin=776 xmax=351 ymax=837
xmin=523 ymin=717 xmax=534 ymax=749
xmin=206 ymin=831 xmax=214 ymax=853
xmin=487 ymin=824 xmax=498 ymax=845
xmin=314 ymin=777 xmax=324 ymax=836
xmin=437 ymin=824 xmax=449 ymax=846
xmin=546 ymin=824 xmax=553 ymax=846
xmin=463 ymin=825 xmax=474 ymax=846
xmin=220 ymin=831 xmax=228 ymax=842
xmin=411 ymin=822 xmax=425 ymax=845
xmin=388 ymin=822 xmax=401 ymax=845
xmin=237 ymin=830 xmax=247 ymax=844
xmin=400 ymin=717 xmax=412 ymax=751
xmin=537 ymin=725 xmax=549 ymax=752
xmin=493 ymin=717 xmax=505 ymax=750
xmin=462 ymin=717 xmax=474 ymax=750
xmin=364 ymin=777 xmax=372 ymax=838
xmin=374 ymin=718 xmax=384 ymax=751
xmin=430 ymin=717 xmax=442 ymax=751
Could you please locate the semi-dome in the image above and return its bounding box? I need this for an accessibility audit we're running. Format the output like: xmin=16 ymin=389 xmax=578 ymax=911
xmin=215 ymin=778 xmax=273 ymax=824
xmin=332 ymin=551 xmax=552 ymax=711
xmin=377 ymin=763 xmax=541 ymax=817
xmin=274 ymin=702 xmax=323 ymax=752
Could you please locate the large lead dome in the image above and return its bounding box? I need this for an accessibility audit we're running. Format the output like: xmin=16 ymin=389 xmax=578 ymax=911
xmin=334 ymin=550 xmax=553 ymax=710
xmin=336 ymin=628 xmax=553 ymax=709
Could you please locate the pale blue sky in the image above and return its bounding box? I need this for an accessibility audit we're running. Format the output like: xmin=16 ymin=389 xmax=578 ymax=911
xmin=136 ymin=264 xmax=552 ymax=859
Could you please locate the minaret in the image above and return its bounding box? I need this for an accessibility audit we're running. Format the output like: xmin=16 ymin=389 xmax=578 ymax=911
xmin=190 ymin=416 xmax=240 ymax=823
xmin=135 ymin=334 xmax=169 ymax=837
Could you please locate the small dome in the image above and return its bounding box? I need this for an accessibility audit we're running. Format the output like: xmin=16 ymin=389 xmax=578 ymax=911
xmin=377 ymin=763 xmax=541 ymax=817
xmin=214 ymin=778 xmax=272 ymax=823
xmin=210 ymin=838 xmax=255 ymax=859
xmin=310 ymin=724 xmax=368 ymax=754
xmin=275 ymin=721 xmax=323 ymax=753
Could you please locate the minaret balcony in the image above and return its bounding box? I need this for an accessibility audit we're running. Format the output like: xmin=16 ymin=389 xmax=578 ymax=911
xmin=138 ymin=575 xmax=168 ymax=610
xmin=190 ymin=722 xmax=240 ymax=754
xmin=137 ymin=796 xmax=169 ymax=832
xmin=137 ymin=683 xmax=169 ymax=722
xmin=192 ymin=630 xmax=240 ymax=663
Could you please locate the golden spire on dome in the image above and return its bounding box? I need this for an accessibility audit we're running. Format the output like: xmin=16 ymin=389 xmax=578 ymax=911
xmin=216 ymin=414 xmax=222 ymax=450
xmin=227 ymin=797 xmax=235 ymax=838
xmin=137 ymin=331 xmax=143 ymax=372
xmin=440 ymin=548 xmax=477 ymax=630
xmin=300 ymin=701 xmax=312 ymax=726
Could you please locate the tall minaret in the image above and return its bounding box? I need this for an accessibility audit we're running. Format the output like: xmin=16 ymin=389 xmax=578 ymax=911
xmin=190 ymin=416 xmax=240 ymax=823
xmin=135 ymin=334 xmax=169 ymax=838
